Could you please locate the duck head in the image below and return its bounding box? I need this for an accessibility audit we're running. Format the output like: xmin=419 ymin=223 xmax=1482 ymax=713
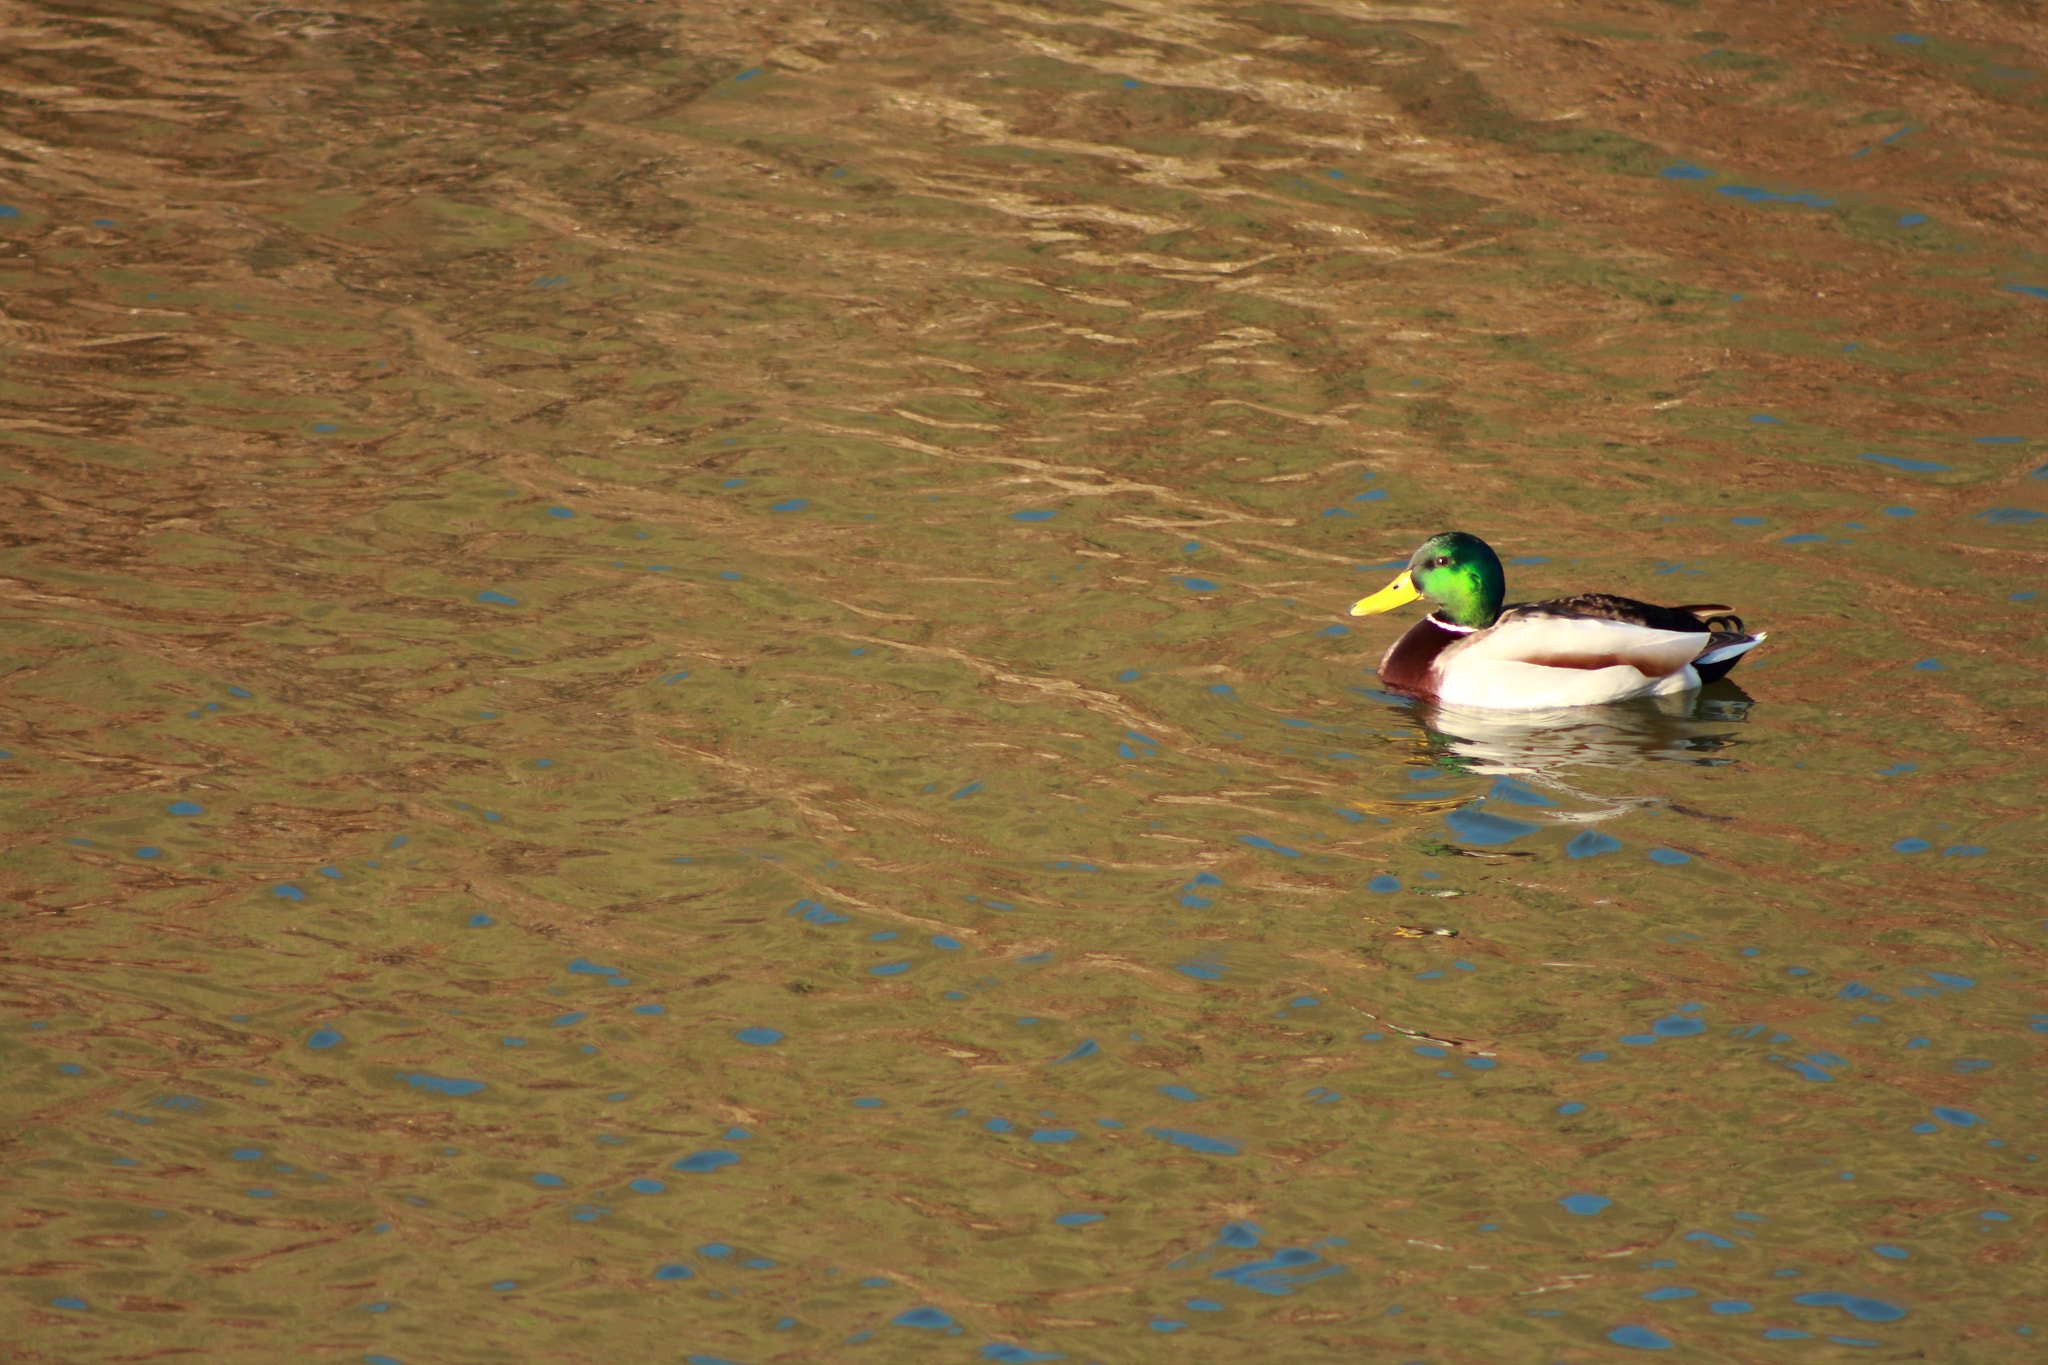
xmin=1349 ymin=531 xmax=1506 ymax=629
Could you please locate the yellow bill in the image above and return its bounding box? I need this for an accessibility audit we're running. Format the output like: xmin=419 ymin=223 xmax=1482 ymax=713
xmin=1350 ymin=570 xmax=1422 ymax=616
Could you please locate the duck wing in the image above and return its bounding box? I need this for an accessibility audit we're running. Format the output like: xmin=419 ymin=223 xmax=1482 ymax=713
xmin=1509 ymin=593 xmax=1727 ymax=634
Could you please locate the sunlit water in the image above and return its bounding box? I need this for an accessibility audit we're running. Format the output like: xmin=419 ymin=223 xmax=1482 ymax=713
xmin=3 ymin=1 xmax=2043 ymax=1361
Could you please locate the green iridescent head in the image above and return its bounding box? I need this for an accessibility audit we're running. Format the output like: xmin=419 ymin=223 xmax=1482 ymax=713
xmin=1350 ymin=531 xmax=1506 ymax=629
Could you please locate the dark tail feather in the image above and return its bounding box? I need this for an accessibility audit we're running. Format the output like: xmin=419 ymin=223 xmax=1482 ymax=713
xmin=1693 ymin=630 xmax=1763 ymax=684
xmin=1672 ymin=604 xmax=1746 ymax=633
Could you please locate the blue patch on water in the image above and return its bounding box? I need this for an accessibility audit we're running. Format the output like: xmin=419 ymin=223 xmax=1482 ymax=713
xmin=1642 ymin=1287 xmax=1696 ymax=1301
xmin=1794 ymin=1292 xmax=1907 ymax=1322
xmin=273 ymin=884 xmax=305 ymax=900
xmin=950 ymin=782 xmax=983 ymax=800
xmin=1685 ymin=1231 xmax=1736 ymax=1249
xmin=736 ymin=1028 xmax=783 ymax=1045
xmin=1898 ymin=213 xmax=1928 ymax=227
xmin=532 ymin=1173 xmax=564 ymax=1186
xmin=1884 ymin=506 xmax=1917 ymax=517
xmin=1030 ymin=1129 xmax=1077 ymax=1143
xmin=307 ymin=1029 xmax=342 ymax=1049
xmin=1487 ymin=777 xmax=1557 ymax=807
xmin=979 ymin=1346 xmax=1066 ymax=1363
xmin=896 ymin=1307 xmax=955 ymax=1328
xmin=167 ymin=801 xmax=205 ymax=816
xmin=1943 ymin=844 xmax=1986 ymax=856
xmin=672 ymin=1151 xmax=739 ymax=1172
xmin=477 ymin=591 xmax=520 ymax=605
xmin=1718 ymin=186 xmax=1833 ymax=207
xmin=1210 ymin=1246 xmax=1343 ymax=1295
xmin=551 ymin=1013 xmax=586 ymax=1027
xmin=1567 ymin=831 xmax=1623 ymax=858
xmin=1931 ymin=1106 xmax=1979 ymax=1126
xmin=568 ymin=958 xmax=621 ymax=976
xmin=1444 ymin=809 xmax=1540 ymax=845
xmin=1893 ymin=838 xmax=1932 ymax=852
xmin=1158 ymin=1085 xmax=1204 ymax=1102
xmin=1661 ymin=163 xmax=1712 ymax=179
xmin=1053 ymin=1040 xmax=1099 ymax=1063
xmin=394 ymin=1073 xmax=485 ymax=1096
xmin=1730 ymin=516 xmax=1766 ymax=526
xmin=1240 ymin=835 xmax=1300 ymax=857
xmin=1010 ymin=509 xmax=1056 ymax=522
xmin=1560 ymin=1193 xmax=1612 ymax=1216
xmin=869 ymin=962 xmax=910 ymax=976
xmin=770 ymin=499 xmax=808 ymax=512
xmin=1557 ymin=1103 xmax=1587 ymax=1116
xmin=788 ymin=899 xmax=849 ymax=924
xmin=1607 ymin=1325 xmax=1673 ymax=1349
xmin=1858 ymin=454 xmax=1949 ymax=472
xmin=1977 ymin=507 xmax=2045 ymax=526
xmin=1781 ymin=534 xmax=1829 ymax=544
xmin=1368 ymin=875 xmax=1400 ymax=893
xmin=1652 ymin=1015 xmax=1705 ymax=1037
xmin=1149 ymin=1128 xmax=1240 ymax=1155
xmin=628 ymin=1179 xmax=665 ymax=1194
xmin=1647 ymin=848 xmax=1690 ymax=865
xmin=931 ymin=935 xmax=962 ymax=949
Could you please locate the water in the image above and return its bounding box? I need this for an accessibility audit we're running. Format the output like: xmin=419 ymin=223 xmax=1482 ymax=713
xmin=2 ymin=1 xmax=2043 ymax=1360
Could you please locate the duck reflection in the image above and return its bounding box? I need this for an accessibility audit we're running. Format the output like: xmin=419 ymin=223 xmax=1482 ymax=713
xmin=1374 ymin=682 xmax=1754 ymax=826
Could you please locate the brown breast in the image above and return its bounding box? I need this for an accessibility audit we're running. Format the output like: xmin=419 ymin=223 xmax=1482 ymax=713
xmin=1378 ymin=618 xmax=1463 ymax=697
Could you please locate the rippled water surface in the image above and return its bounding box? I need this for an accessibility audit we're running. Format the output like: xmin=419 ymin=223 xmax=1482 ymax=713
xmin=3 ymin=0 xmax=2045 ymax=1360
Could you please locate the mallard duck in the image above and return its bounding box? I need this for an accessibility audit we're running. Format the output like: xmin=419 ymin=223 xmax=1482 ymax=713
xmin=1350 ymin=531 xmax=1765 ymax=708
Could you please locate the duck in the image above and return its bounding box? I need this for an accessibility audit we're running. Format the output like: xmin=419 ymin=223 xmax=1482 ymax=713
xmin=1349 ymin=531 xmax=1765 ymax=708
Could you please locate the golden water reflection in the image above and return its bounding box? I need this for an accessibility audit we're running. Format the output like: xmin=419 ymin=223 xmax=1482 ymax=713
xmin=1 ymin=0 xmax=2044 ymax=1360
